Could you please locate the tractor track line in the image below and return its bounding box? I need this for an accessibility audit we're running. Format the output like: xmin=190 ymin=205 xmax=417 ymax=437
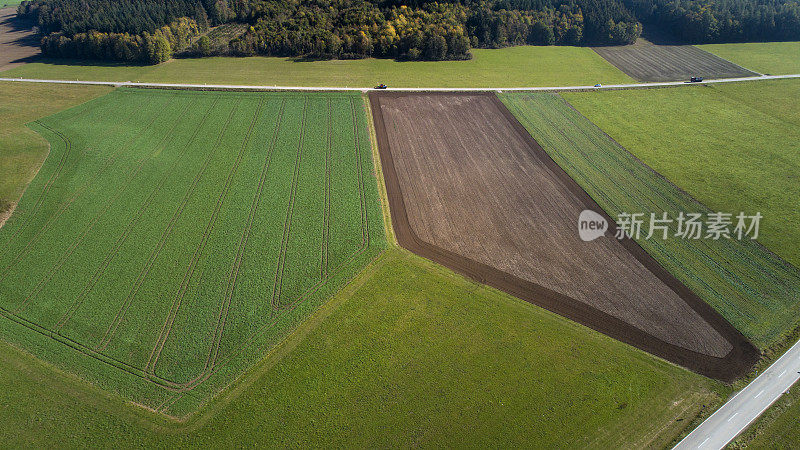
xmin=146 ymin=97 xmax=266 ymax=376
xmin=350 ymin=98 xmax=369 ymax=250
xmin=194 ymin=99 xmax=288 ymax=384
xmin=174 ymin=97 xmax=370 ymax=392
xmin=321 ymin=98 xmax=333 ymax=278
xmin=184 ymin=102 xmax=373 ymax=388
xmin=95 ymin=101 xmax=240 ymax=353
xmin=54 ymin=96 xmax=218 ymax=332
xmin=0 ymin=99 xmax=144 ymax=254
xmin=0 ymin=94 xmax=375 ymax=396
xmin=2 ymin=101 xmax=97 ymax=240
xmin=270 ymin=99 xmax=308 ymax=310
xmin=14 ymin=98 xmax=186 ymax=315
xmin=0 ymin=97 xmax=156 ymax=282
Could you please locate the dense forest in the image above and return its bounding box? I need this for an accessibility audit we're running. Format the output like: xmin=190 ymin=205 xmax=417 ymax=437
xmin=625 ymin=0 xmax=800 ymax=43
xmin=15 ymin=0 xmax=800 ymax=63
xmin=17 ymin=0 xmax=640 ymax=62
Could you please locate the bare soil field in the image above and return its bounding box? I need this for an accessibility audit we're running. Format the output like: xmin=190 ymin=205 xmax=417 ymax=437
xmin=592 ymin=38 xmax=756 ymax=82
xmin=0 ymin=7 xmax=39 ymax=71
xmin=370 ymin=92 xmax=758 ymax=380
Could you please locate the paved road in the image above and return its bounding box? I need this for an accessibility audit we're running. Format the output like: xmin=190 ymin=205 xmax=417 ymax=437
xmin=1 ymin=73 xmax=799 ymax=92
xmin=675 ymin=337 xmax=800 ymax=449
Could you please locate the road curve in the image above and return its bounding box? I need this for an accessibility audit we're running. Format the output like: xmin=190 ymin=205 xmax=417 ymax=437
xmin=674 ymin=337 xmax=800 ymax=450
xmin=1 ymin=74 xmax=799 ymax=92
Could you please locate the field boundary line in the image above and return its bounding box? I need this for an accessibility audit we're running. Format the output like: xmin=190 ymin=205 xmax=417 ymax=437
xmin=368 ymin=90 xmax=758 ymax=381
xmin=0 ymin=92 xmax=379 ymax=403
xmin=146 ymin=96 xmax=266 ymax=377
xmin=0 ymin=100 xmax=97 ymax=243
xmin=14 ymin=95 xmax=189 ymax=315
xmin=54 ymin=96 xmax=219 ymax=332
xmin=0 ymin=98 xmax=151 ymax=276
xmin=95 ymin=100 xmax=240 ymax=353
xmin=362 ymin=94 xmax=396 ymax=246
xmin=1 ymin=96 xmax=144 ymax=247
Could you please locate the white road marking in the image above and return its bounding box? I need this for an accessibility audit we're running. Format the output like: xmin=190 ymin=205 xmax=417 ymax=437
xmin=675 ymin=337 xmax=800 ymax=450
xmin=1 ymin=74 xmax=800 ymax=93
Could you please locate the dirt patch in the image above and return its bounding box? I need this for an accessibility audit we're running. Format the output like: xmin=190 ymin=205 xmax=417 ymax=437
xmin=593 ymin=38 xmax=757 ymax=82
xmin=0 ymin=200 xmax=15 ymax=228
xmin=0 ymin=6 xmax=40 ymax=71
xmin=370 ymin=91 xmax=758 ymax=381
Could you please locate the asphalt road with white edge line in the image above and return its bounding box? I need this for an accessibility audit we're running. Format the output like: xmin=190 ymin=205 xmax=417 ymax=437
xmin=674 ymin=337 xmax=800 ymax=449
xmin=1 ymin=73 xmax=799 ymax=92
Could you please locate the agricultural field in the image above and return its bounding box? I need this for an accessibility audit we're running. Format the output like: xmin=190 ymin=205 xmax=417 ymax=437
xmin=592 ymin=38 xmax=756 ymax=81
xmin=502 ymin=90 xmax=800 ymax=351
xmin=0 ymin=249 xmax=723 ymax=448
xmin=0 ymin=6 xmax=39 ymax=71
xmin=563 ymin=80 xmax=800 ymax=273
xmin=0 ymin=87 xmax=384 ymax=416
xmin=370 ymin=92 xmax=756 ymax=379
xmin=0 ymin=46 xmax=634 ymax=87
xmin=700 ymin=41 xmax=800 ymax=75
xmin=0 ymin=81 xmax=111 ymax=225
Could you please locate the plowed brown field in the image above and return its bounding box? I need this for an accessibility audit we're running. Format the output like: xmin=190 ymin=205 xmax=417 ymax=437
xmin=592 ymin=39 xmax=756 ymax=82
xmin=0 ymin=7 xmax=39 ymax=71
xmin=370 ymin=92 xmax=758 ymax=380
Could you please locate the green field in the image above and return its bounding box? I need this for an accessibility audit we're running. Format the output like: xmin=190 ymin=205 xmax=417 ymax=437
xmin=501 ymin=90 xmax=800 ymax=350
xmin=0 ymin=87 xmax=385 ymax=415
xmin=0 ymin=45 xmax=633 ymax=87
xmin=0 ymin=249 xmax=721 ymax=447
xmin=0 ymin=81 xmax=111 ymax=220
xmin=700 ymin=42 xmax=800 ymax=75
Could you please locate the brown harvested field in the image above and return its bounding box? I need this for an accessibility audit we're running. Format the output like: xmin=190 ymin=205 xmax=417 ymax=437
xmin=592 ymin=38 xmax=757 ymax=82
xmin=370 ymin=92 xmax=758 ymax=380
xmin=0 ymin=7 xmax=39 ymax=71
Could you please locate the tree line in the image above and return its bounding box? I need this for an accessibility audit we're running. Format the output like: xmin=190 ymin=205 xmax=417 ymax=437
xmin=39 ymin=18 xmax=204 ymax=63
xmin=624 ymin=0 xmax=800 ymax=43
xmin=18 ymin=0 xmax=800 ymax=64
xmin=17 ymin=0 xmax=641 ymax=62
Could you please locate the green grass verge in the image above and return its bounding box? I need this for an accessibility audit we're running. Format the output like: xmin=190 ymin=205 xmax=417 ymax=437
xmin=0 ymin=87 xmax=385 ymax=415
xmin=0 ymin=248 xmax=721 ymax=447
xmin=0 ymin=45 xmax=633 ymax=87
xmin=0 ymin=81 xmax=111 ymax=220
xmin=699 ymin=42 xmax=800 ymax=75
xmin=501 ymin=88 xmax=800 ymax=350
